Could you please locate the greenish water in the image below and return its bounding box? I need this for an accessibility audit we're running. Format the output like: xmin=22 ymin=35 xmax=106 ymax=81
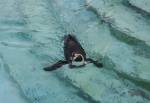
xmin=0 ymin=0 xmax=150 ymax=103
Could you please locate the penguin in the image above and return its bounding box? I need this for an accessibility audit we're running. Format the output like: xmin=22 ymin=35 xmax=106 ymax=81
xmin=43 ymin=34 xmax=103 ymax=71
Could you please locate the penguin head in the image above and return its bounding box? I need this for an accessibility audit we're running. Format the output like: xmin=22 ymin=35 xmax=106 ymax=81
xmin=71 ymin=52 xmax=87 ymax=65
xmin=72 ymin=53 xmax=82 ymax=61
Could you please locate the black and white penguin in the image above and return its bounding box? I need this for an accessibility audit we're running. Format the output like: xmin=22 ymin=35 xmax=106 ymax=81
xmin=43 ymin=34 xmax=103 ymax=71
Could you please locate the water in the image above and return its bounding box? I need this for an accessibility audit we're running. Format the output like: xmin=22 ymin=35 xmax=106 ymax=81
xmin=0 ymin=0 xmax=150 ymax=103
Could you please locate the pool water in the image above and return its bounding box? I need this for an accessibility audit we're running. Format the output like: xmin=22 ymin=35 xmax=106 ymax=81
xmin=0 ymin=0 xmax=150 ymax=103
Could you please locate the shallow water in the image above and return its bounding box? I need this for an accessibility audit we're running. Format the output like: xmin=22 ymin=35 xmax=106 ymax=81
xmin=0 ymin=0 xmax=150 ymax=103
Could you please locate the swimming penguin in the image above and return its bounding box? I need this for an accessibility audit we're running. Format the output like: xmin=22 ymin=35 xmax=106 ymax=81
xmin=43 ymin=34 xmax=103 ymax=71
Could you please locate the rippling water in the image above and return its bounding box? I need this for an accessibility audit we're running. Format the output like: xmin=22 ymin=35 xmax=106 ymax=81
xmin=0 ymin=0 xmax=150 ymax=103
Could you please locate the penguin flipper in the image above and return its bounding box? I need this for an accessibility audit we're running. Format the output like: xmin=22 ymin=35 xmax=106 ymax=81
xmin=86 ymin=58 xmax=103 ymax=68
xmin=43 ymin=60 xmax=68 ymax=71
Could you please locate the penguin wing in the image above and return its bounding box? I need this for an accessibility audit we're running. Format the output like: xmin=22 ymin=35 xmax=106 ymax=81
xmin=43 ymin=60 xmax=68 ymax=71
xmin=86 ymin=58 xmax=103 ymax=68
